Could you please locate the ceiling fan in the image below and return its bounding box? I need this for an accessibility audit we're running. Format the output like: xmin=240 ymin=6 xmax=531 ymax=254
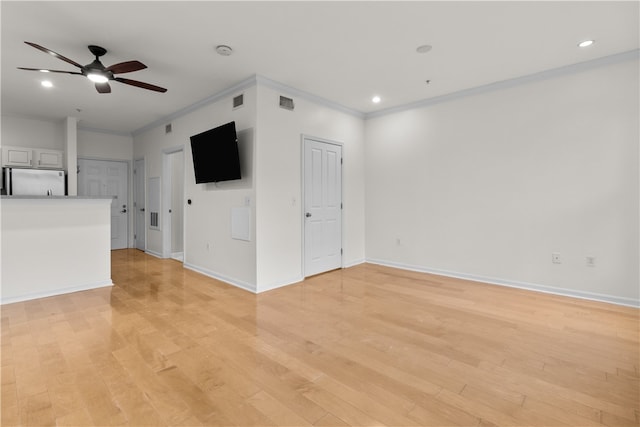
xmin=18 ymin=41 xmax=167 ymax=94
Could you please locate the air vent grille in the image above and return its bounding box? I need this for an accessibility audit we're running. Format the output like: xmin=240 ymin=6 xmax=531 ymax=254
xmin=150 ymin=212 xmax=159 ymax=228
xmin=233 ymin=94 xmax=244 ymax=109
xmin=279 ymin=95 xmax=294 ymax=111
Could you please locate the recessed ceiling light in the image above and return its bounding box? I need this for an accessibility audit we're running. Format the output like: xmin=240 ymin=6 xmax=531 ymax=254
xmin=372 ymin=95 xmax=381 ymax=104
xmin=416 ymin=44 xmax=433 ymax=54
xmin=578 ymin=40 xmax=594 ymax=48
xmin=216 ymin=45 xmax=233 ymax=56
xmin=41 ymin=80 xmax=53 ymax=88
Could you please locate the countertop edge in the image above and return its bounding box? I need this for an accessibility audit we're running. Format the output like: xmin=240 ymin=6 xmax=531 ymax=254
xmin=1 ymin=196 xmax=114 ymax=200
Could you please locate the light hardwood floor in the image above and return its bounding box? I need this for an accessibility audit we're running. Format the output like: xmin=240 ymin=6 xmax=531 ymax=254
xmin=1 ymin=249 xmax=638 ymax=426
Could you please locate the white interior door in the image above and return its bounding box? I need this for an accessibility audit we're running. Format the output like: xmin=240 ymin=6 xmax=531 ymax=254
xmin=304 ymin=137 xmax=343 ymax=276
xmin=78 ymin=159 xmax=129 ymax=250
xmin=134 ymin=158 xmax=145 ymax=251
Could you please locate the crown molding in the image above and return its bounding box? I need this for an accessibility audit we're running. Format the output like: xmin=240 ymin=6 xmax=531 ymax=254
xmin=132 ymin=75 xmax=258 ymax=136
xmin=366 ymin=49 xmax=640 ymax=120
xmin=129 ymin=49 xmax=639 ymax=136
xmin=78 ymin=126 xmax=133 ymax=137
xmin=255 ymin=75 xmax=365 ymax=119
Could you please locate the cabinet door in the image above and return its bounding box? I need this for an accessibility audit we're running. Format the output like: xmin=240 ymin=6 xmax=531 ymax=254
xmin=33 ymin=149 xmax=64 ymax=169
xmin=1 ymin=146 xmax=32 ymax=168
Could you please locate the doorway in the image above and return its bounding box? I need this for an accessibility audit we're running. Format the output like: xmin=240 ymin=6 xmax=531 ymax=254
xmin=163 ymin=148 xmax=184 ymax=261
xmin=133 ymin=158 xmax=145 ymax=251
xmin=303 ymin=136 xmax=343 ymax=277
xmin=77 ymin=158 xmax=129 ymax=250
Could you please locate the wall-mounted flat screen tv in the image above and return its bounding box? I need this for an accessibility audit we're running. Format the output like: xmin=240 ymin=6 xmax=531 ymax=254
xmin=190 ymin=121 xmax=241 ymax=183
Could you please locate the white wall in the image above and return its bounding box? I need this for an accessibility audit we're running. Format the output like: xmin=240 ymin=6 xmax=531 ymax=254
xmin=0 ymin=117 xmax=133 ymax=162
xmin=170 ymin=150 xmax=184 ymax=254
xmin=77 ymin=129 xmax=133 ymax=161
xmin=255 ymin=85 xmax=366 ymax=291
xmin=134 ymin=85 xmax=257 ymax=290
xmin=132 ymin=81 xmax=366 ymax=293
xmin=1 ymin=116 xmax=64 ymax=150
xmin=365 ymin=59 xmax=639 ymax=305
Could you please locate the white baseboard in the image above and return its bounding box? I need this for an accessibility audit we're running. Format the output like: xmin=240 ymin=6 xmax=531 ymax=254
xmin=258 ymin=275 xmax=305 ymax=293
xmin=344 ymin=258 xmax=366 ymax=268
xmin=1 ymin=280 xmax=113 ymax=305
xmin=366 ymin=258 xmax=639 ymax=308
xmin=183 ymin=262 xmax=256 ymax=293
xmin=182 ymin=263 xmax=304 ymax=294
xmin=145 ymin=249 xmax=163 ymax=259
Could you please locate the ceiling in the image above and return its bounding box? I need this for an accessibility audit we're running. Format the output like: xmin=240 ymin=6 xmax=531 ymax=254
xmin=2 ymin=1 xmax=638 ymax=135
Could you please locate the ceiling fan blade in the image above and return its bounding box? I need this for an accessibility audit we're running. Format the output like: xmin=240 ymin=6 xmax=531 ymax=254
xmin=18 ymin=67 xmax=83 ymax=75
xmin=24 ymin=41 xmax=83 ymax=69
xmin=95 ymin=82 xmax=111 ymax=94
xmin=114 ymin=77 xmax=167 ymax=93
xmin=105 ymin=60 xmax=147 ymax=74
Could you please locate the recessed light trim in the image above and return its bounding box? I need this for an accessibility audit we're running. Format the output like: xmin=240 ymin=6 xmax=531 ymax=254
xmin=578 ymin=40 xmax=594 ymax=48
xmin=372 ymin=95 xmax=381 ymax=104
xmin=41 ymin=80 xmax=53 ymax=88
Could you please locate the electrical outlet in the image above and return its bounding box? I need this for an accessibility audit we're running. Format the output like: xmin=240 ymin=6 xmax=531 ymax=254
xmin=206 ymin=243 xmax=210 ymax=251
xmin=396 ymin=238 xmax=401 ymax=246
xmin=586 ymin=256 xmax=596 ymax=267
xmin=552 ymin=253 xmax=561 ymax=264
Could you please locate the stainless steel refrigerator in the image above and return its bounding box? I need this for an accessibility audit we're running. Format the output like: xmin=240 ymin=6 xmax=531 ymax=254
xmin=3 ymin=168 xmax=66 ymax=196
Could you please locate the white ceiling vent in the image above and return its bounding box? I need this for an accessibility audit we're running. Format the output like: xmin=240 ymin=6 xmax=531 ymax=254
xmin=233 ymin=93 xmax=244 ymax=109
xmin=279 ymin=95 xmax=294 ymax=111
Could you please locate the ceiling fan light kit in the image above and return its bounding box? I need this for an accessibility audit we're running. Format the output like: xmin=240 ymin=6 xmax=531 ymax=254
xmin=18 ymin=41 xmax=167 ymax=94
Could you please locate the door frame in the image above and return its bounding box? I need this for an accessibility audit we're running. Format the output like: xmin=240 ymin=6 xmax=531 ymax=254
xmin=300 ymin=134 xmax=344 ymax=278
xmin=162 ymin=146 xmax=185 ymax=260
xmin=133 ymin=157 xmax=146 ymax=251
xmin=77 ymin=157 xmax=131 ymax=249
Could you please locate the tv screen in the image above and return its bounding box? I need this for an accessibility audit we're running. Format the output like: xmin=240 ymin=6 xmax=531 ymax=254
xmin=190 ymin=121 xmax=241 ymax=183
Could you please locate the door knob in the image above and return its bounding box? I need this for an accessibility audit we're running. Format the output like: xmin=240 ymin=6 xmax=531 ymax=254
xmin=305 ymin=212 xmax=312 ymax=217
xmin=121 ymin=209 xmax=127 ymax=213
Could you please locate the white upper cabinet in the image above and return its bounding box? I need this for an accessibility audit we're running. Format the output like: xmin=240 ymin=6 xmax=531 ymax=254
xmin=1 ymin=146 xmax=32 ymax=168
xmin=33 ymin=149 xmax=64 ymax=169
xmin=2 ymin=146 xmax=64 ymax=169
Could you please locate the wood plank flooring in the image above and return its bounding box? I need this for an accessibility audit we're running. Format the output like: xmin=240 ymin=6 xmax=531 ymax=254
xmin=1 ymin=249 xmax=638 ymax=426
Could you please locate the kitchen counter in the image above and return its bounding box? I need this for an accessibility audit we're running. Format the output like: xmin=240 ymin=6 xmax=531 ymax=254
xmin=1 ymin=197 xmax=113 ymax=304
xmin=1 ymin=195 xmax=113 ymax=199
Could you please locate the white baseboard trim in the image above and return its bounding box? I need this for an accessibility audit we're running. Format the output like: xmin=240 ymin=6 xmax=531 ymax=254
xmin=366 ymin=258 xmax=639 ymax=308
xmin=1 ymin=280 xmax=113 ymax=305
xmin=145 ymin=249 xmax=163 ymax=259
xmin=258 ymin=275 xmax=305 ymax=293
xmin=183 ymin=262 xmax=256 ymax=293
xmin=344 ymin=258 xmax=366 ymax=268
xmin=171 ymin=252 xmax=184 ymax=262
